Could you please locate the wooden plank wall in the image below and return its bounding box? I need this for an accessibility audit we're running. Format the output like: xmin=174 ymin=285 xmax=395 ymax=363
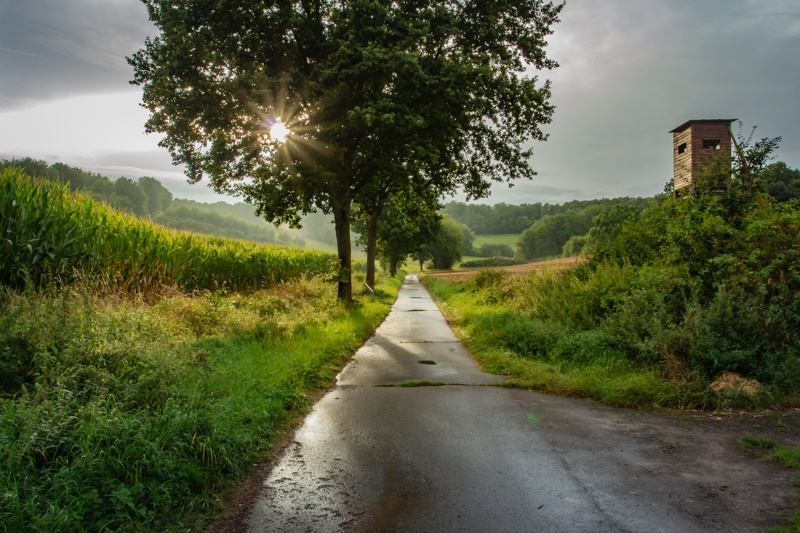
xmin=673 ymin=128 xmax=693 ymax=191
xmin=690 ymin=122 xmax=732 ymax=177
xmin=672 ymin=122 xmax=732 ymax=193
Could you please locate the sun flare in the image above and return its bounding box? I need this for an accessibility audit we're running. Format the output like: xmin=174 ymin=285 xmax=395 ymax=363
xmin=269 ymin=121 xmax=290 ymax=143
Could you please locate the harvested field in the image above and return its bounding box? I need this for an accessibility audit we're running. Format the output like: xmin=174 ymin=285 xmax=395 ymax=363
xmin=423 ymin=256 xmax=583 ymax=282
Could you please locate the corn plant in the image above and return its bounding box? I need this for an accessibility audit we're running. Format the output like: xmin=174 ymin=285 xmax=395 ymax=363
xmin=1 ymin=167 xmax=334 ymax=292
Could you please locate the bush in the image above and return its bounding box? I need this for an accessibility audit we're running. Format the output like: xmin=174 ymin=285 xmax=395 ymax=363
xmin=562 ymin=234 xmax=588 ymax=257
xmin=476 ymin=243 xmax=514 ymax=258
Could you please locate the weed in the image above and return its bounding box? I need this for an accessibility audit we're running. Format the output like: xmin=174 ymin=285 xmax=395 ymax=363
xmin=740 ymin=434 xmax=777 ymax=449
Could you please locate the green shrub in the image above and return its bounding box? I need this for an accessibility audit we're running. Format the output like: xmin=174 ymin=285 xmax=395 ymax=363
xmin=476 ymin=243 xmax=514 ymax=258
xmin=562 ymin=234 xmax=588 ymax=257
xmin=427 ymin=192 xmax=800 ymax=404
xmin=470 ymin=268 xmax=508 ymax=290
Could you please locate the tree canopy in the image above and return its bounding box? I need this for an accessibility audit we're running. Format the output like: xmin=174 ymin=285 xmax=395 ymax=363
xmin=354 ymin=191 xmax=442 ymax=277
xmin=763 ymin=162 xmax=800 ymax=203
xmin=130 ymin=0 xmax=563 ymax=298
xmin=426 ymin=215 xmax=465 ymax=269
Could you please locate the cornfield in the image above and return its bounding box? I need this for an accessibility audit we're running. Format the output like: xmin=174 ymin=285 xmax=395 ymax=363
xmin=0 ymin=167 xmax=334 ymax=292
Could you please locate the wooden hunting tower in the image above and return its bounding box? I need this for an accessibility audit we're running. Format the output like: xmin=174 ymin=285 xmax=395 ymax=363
xmin=670 ymin=119 xmax=736 ymax=198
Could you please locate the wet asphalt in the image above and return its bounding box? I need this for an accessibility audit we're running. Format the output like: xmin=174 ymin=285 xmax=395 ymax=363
xmin=244 ymin=274 xmax=795 ymax=532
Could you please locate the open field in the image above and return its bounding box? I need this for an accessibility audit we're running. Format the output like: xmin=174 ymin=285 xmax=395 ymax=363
xmin=472 ymin=234 xmax=520 ymax=247
xmin=427 ymin=256 xmax=582 ymax=282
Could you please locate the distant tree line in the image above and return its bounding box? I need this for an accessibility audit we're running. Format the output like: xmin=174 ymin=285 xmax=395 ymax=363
xmin=444 ymin=196 xmax=654 ymax=261
xmin=515 ymin=197 xmax=655 ymax=261
xmin=3 ymin=158 xmax=174 ymax=218
xmin=446 ymin=161 xmax=799 ymax=264
xmin=10 ymin=157 xmax=794 ymax=269
xmin=442 ymin=199 xmax=643 ymax=235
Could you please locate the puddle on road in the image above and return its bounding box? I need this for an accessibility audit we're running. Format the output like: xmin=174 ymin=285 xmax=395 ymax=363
xmin=418 ymin=360 xmax=437 ymax=365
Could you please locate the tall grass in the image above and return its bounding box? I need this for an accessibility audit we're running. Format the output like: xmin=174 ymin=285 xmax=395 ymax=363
xmin=0 ymin=272 xmax=404 ymax=532
xmin=424 ymin=261 xmax=799 ymax=409
xmin=1 ymin=167 xmax=333 ymax=292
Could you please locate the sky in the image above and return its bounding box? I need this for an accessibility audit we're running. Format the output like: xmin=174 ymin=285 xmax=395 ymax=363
xmin=1 ymin=0 xmax=798 ymax=205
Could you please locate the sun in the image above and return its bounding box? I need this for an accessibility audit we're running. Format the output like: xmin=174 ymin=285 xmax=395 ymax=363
xmin=269 ymin=120 xmax=290 ymax=143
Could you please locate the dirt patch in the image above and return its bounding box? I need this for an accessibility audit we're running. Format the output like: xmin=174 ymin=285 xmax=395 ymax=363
xmin=711 ymin=372 xmax=763 ymax=395
xmin=423 ymin=256 xmax=583 ymax=282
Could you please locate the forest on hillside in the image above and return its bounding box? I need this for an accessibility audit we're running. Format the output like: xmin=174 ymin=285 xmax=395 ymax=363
xmin=446 ymin=162 xmax=800 ymax=263
xmin=442 ymin=198 xmax=645 ymax=234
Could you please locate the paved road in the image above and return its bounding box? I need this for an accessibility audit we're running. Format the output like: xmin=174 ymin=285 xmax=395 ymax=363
xmin=244 ymin=274 xmax=795 ymax=532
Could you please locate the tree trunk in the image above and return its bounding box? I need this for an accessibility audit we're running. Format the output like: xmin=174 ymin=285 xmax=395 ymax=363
xmin=389 ymin=257 xmax=397 ymax=278
xmin=332 ymin=197 xmax=352 ymax=301
xmin=365 ymin=213 xmax=379 ymax=288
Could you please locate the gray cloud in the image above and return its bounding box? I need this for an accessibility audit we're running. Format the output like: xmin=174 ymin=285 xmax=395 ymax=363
xmin=0 ymin=0 xmax=155 ymax=110
xmin=1 ymin=0 xmax=798 ymax=206
xmin=491 ymin=0 xmax=800 ymax=205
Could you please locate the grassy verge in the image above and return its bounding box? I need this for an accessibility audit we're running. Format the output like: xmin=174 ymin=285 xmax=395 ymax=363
xmin=739 ymin=435 xmax=800 ymax=532
xmin=0 ymin=272 xmax=403 ymax=532
xmin=422 ymin=273 xmax=715 ymax=409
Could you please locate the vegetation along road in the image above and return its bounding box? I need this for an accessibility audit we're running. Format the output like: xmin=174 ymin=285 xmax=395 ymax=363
xmin=216 ymin=275 xmax=799 ymax=532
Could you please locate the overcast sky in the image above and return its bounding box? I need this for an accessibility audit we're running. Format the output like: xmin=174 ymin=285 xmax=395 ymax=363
xmin=1 ymin=0 xmax=798 ymax=205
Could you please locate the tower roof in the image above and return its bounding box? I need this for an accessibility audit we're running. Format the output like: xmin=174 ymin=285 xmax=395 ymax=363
xmin=669 ymin=119 xmax=737 ymax=134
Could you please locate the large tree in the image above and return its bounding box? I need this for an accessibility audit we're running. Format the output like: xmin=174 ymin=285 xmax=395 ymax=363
xmin=130 ymin=0 xmax=562 ymax=299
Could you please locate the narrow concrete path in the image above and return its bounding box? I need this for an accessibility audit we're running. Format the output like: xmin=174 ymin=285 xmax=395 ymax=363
xmin=244 ymin=275 xmax=795 ymax=532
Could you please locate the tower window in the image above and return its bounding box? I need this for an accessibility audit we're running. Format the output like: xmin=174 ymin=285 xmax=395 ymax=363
xmin=677 ymin=143 xmax=687 ymax=154
xmin=703 ymin=139 xmax=721 ymax=150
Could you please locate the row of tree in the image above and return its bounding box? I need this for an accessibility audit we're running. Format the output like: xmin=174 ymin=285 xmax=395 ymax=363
xmin=129 ymin=0 xmax=564 ymax=299
xmin=523 ymin=160 xmax=800 ymax=262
